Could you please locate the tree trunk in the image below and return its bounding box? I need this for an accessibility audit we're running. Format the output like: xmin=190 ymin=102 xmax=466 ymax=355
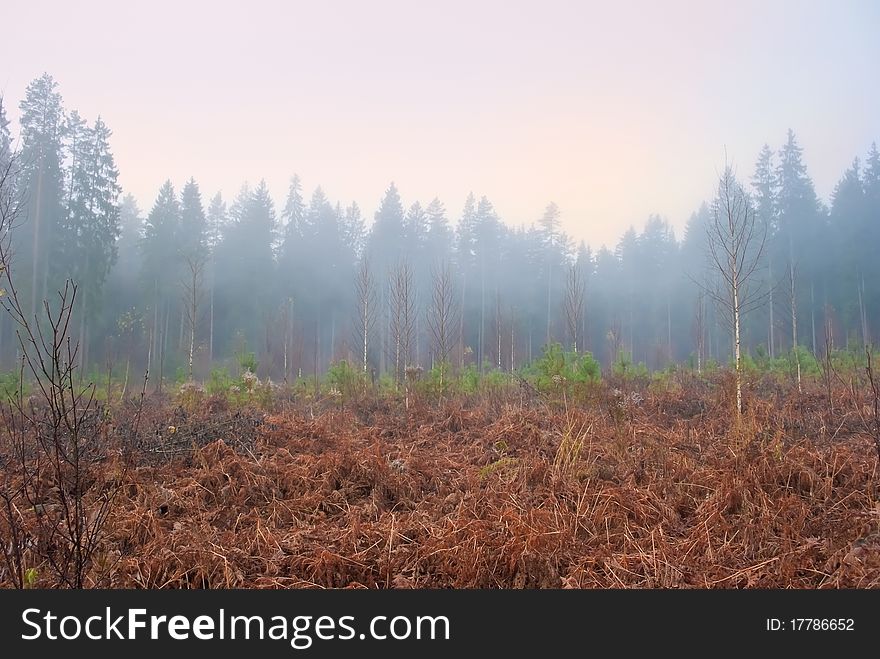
xmin=209 ymin=274 xmax=214 ymax=365
xmin=733 ymin=268 xmax=742 ymax=416
xmin=362 ymin=300 xmax=368 ymax=373
xmin=459 ymin=272 xmax=466 ymax=370
xmin=860 ymin=274 xmax=869 ymax=348
xmin=546 ymin=253 xmax=552 ymax=347
xmin=78 ymin=298 xmax=87 ymax=374
xmin=31 ymin=164 xmax=44 ymax=319
xmin=313 ymin=322 xmax=320 ymax=395
xmin=810 ymin=280 xmax=816 ymax=356
xmin=380 ymin=283 xmax=387 ymax=375
xmin=188 ymin=322 xmax=195 ymax=381
xmin=179 ymin=304 xmax=185 ymax=353
xmin=330 ymin=313 xmax=336 ymax=370
xmin=161 ymin=300 xmax=169 ymax=392
xmin=479 ymin=255 xmax=485 ymax=373
xmin=528 ymin=319 xmax=533 ymax=363
xmin=768 ymin=257 xmax=774 ymax=358
xmin=510 ymin=313 xmax=515 ymax=371
xmin=790 ymin=259 xmax=801 ymax=393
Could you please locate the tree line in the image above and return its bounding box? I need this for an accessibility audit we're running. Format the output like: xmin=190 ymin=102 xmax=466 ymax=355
xmin=1 ymin=74 xmax=878 ymax=387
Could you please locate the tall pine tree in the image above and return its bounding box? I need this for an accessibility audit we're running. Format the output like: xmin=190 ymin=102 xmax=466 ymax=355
xmin=16 ymin=74 xmax=65 ymax=315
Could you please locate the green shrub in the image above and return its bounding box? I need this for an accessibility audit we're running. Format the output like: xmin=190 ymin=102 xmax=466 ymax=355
xmin=611 ymin=349 xmax=648 ymax=379
xmin=252 ymin=379 xmax=275 ymax=410
xmin=207 ymin=367 xmax=234 ymax=395
xmin=832 ymin=343 xmax=867 ymax=374
xmin=481 ymin=368 xmax=511 ymax=390
xmin=790 ymin=345 xmax=820 ymax=378
xmin=459 ymin=364 xmax=481 ymax=394
xmin=522 ymin=342 xmax=601 ymax=393
xmin=570 ymin=351 xmax=601 ymax=384
xmin=532 ymin=343 xmax=566 ymax=385
xmin=326 ymin=359 xmax=364 ymax=400
xmin=737 ymin=352 xmax=759 ymax=374
xmin=238 ymin=351 xmax=258 ymax=374
xmin=420 ymin=361 xmax=454 ymax=396
xmin=0 ymin=369 xmax=24 ymax=402
xmin=378 ymin=372 xmax=397 ymax=396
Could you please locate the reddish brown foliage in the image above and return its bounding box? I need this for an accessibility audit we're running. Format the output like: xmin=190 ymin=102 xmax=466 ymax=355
xmin=2 ymin=385 xmax=879 ymax=588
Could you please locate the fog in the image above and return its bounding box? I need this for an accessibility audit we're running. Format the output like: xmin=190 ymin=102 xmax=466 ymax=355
xmin=0 ymin=1 xmax=878 ymax=385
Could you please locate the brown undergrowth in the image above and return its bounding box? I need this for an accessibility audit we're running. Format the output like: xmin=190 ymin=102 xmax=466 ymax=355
xmin=1 ymin=382 xmax=879 ymax=588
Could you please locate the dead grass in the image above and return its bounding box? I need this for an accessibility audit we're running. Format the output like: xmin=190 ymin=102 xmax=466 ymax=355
xmin=2 ymin=379 xmax=879 ymax=588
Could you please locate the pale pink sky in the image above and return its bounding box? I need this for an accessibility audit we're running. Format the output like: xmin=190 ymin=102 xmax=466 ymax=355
xmin=2 ymin=0 xmax=878 ymax=247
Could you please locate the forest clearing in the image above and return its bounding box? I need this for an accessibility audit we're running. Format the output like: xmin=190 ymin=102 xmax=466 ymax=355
xmin=1 ymin=5 xmax=878 ymax=599
xmin=2 ymin=365 xmax=878 ymax=589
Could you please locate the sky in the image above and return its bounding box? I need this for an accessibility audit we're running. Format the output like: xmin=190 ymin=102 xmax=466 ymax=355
xmin=1 ymin=0 xmax=878 ymax=249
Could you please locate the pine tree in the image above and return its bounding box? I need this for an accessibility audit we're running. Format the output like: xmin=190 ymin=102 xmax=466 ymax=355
xmin=178 ymin=177 xmax=207 ymax=260
xmin=368 ymin=182 xmax=406 ymax=277
xmin=61 ymin=110 xmax=87 ymax=227
xmin=278 ymin=174 xmax=306 ymax=264
xmin=281 ymin=175 xmax=305 ymax=239
xmin=206 ymin=192 xmax=227 ymax=251
xmin=775 ymin=129 xmax=825 ymax=355
xmin=829 ymin=158 xmax=869 ymax=344
xmin=751 ymin=144 xmax=777 ymax=357
xmin=105 ymin=193 xmax=143 ymax=311
xmin=592 ymin=245 xmax=621 ymax=364
xmin=141 ymin=181 xmax=180 ymax=296
xmin=404 ymin=201 xmax=428 ymax=256
xmin=865 ymin=143 xmax=880 ymax=206
xmin=212 ymin=180 xmax=276 ymax=360
xmin=539 ymin=202 xmax=564 ymax=345
xmin=342 ymin=202 xmax=366 ymax=260
xmin=472 ymin=196 xmax=502 ymax=369
xmin=278 ymin=176 xmax=308 ymax=305
xmin=425 ymin=197 xmax=453 ymax=265
xmin=864 ymin=143 xmax=880 ymax=258
xmin=404 ymin=200 xmax=430 ymax=343
xmin=69 ymin=117 xmax=122 ymax=366
xmin=861 ymin=143 xmax=880 ymax=343
xmin=776 ymin=130 xmax=822 ymax=246
xmin=141 ymin=180 xmax=180 ymax=384
xmin=831 ymin=160 xmax=864 ymax=226
xmin=204 ymin=192 xmax=227 ymax=363
xmin=615 ymin=226 xmax=639 ymax=357
xmin=17 ymin=73 xmax=65 ymax=316
xmin=367 ymin=183 xmax=406 ymax=374
xmin=575 ymin=241 xmax=593 ymax=351
xmin=455 ymin=193 xmax=477 ymax=270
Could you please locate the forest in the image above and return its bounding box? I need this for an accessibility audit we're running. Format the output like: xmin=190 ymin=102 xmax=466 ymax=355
xmin=2 ymin=74 xmax=879 ymax=389
xmin=1 ymin=73 xmax=879 ymax=590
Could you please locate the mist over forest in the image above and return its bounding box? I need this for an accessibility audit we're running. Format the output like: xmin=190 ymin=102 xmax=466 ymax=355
xmin=3 ymin=0 xmax=880 ymax=600
xmin=0 ymin=73 xmax=878 ymax=388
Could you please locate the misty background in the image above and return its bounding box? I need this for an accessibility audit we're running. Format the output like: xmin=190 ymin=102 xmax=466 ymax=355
xmin=0 ymin=1 xmax=878 ymax=386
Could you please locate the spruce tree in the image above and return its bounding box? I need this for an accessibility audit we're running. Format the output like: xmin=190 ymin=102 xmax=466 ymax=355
xmin=178 ymin=177 xmax=207 ymax=259
xmin=775 ymin=129 xmax=825 ymax=353
xmin=425 ymin=198 xmax=453 ymax=265
xmin=70 ymin=117 xmax=122 ymax=365
xmin=17 ymin=73 xmax=65 ymax=315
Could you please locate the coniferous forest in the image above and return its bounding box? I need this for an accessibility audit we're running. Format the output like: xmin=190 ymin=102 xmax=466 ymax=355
xmin=1 ymin=75 xmax=879 ymax=387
